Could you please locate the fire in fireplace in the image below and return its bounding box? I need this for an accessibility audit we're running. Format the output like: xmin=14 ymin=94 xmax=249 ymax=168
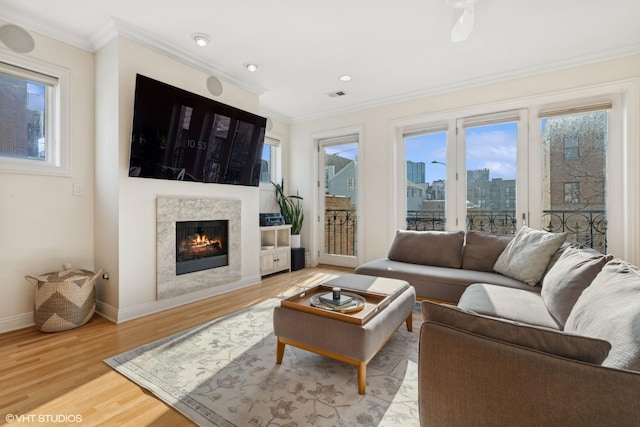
xmin=176 ymin=220 xmax=229 ymax=275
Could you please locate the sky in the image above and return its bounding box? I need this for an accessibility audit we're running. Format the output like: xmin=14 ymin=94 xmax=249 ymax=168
xmin=406 ymin=122 xmax=517 ymax=184
xmin=312 ymin=124 xmax=517 ymax=185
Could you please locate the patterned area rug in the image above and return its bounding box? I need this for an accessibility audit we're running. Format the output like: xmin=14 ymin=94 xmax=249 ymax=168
xmin=105 ymin=299 xmax=420 ymax=426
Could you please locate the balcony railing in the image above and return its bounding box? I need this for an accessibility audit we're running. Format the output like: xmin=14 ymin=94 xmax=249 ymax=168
xmin=542 ymin=210 xmax=607 ymax=253
xmin=406 ymin=209 xmax=607 ymax=252
xmin=325 ymin=209 xmax=357 ymax=256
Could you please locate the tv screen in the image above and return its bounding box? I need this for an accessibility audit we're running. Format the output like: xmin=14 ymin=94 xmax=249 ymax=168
xmin=128 ymin=74 xmax=266 ymax=186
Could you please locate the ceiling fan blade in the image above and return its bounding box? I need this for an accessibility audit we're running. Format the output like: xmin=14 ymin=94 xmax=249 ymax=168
xmin=451 ymin=4 xmax=475 ymax=43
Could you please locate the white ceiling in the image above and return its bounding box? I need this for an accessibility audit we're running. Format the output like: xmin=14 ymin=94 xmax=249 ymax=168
xmin=1 ymin=0 xmax=640 ymax=123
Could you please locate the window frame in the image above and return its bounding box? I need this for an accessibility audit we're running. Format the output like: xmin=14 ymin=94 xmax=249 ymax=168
xmin=259 ymin=136 xmax=282 ymax=187
xmin=0 ymin=53 xmax=70 ymax=176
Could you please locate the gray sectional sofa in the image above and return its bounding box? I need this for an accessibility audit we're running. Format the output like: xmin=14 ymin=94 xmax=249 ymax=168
xmin=355 ymin=228 xmax=553 ymax=303
xmin=355 ymin=227 xmax=640 ymax=426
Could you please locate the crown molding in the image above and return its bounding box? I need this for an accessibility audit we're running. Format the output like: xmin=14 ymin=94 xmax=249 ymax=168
xmin=0 ymin=10 xmax=93 ymax=50
xmin=0 ymin=11 xmax=267 ymax=97
xmin=89 ymin=18 xmax=267 ymax=97
xmin=287 ymin=44 xmax=640 ymax=124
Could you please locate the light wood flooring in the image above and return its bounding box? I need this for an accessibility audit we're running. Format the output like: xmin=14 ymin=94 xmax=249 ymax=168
xmin=0 ymin=266 xmax=351 ymax=426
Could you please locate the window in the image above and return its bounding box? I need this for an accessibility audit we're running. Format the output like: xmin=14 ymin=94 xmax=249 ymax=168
xmin=404 ymin=129 xmax=447 ymax=229
xmin=259 ymin=136 xmax=281 ymax=184
xmin=394 ymin=80 xmax=634 ymax=262
xmin=563 ymin=136 xmax=579 ymax=159
xmin=563 ymin=182 xmax=581 ymax=204
xmin=542 ymin=108 xmax=608 ymax=252
xmin=347 ymin=178 xmax=357 ymax=190
xmin=0 ymin=59 xmax=68 ymax=175
xmin=463 ymin=116 xmax=521 ymax=235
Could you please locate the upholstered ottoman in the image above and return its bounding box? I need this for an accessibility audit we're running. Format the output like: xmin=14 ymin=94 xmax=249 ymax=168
xmin=273 ymin=274 xmax=416 ymax=394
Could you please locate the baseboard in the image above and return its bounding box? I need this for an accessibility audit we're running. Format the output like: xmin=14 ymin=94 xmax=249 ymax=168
xmin=0 ymin=277 xmax=261 ymax=333
xmin=95 ymin=300 xmax=118 ymax=323
xmin=113 ymin=275 xmax=261 ymax=324
xmin=0 ymin=312 xmax=34 ymax=333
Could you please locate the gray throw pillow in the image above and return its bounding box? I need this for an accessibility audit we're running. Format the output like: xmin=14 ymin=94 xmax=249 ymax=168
xmin=462 ymin=231 xmax=512 ymax=272
xmin=541 ymin=246 xmax=612 ymax=327
xmin=565 ymin=259 xmax=640 ymax=371
xmin=387 ymin=230 xmax=464 ymax=268
xmin=422 ymin=300 xmax=611 ymax=364
xmin=493 ymin=226 xmax=567 ymax=286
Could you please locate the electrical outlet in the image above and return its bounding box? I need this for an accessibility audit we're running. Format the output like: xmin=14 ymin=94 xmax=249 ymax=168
xmin=73 ymin=183 xmax=83 ymax=196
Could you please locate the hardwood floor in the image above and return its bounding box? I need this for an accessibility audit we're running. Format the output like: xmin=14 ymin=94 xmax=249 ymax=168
xmin=0 ymin=266 xmax=351 ymax=426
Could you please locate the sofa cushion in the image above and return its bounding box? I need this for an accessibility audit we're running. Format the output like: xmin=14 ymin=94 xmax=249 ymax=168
xmin=387 ymin=230 xmax=464 ymax=268
xmin=462 ymin=231 xmax=512 ymax=272
xmin=355 ymin=258 xmax=532 ymax=302
xmin=565 ymin=259 xmax=640 ymax=371
xmin=422 ymin=300 xmax=611 ymax=364
xmin=493 ymin=226 xmax=567 ymax=286
xmin=458 ymin=283 xmax=561 ymax=329
xmin=541 ymin=246 xmax=612 ymax=327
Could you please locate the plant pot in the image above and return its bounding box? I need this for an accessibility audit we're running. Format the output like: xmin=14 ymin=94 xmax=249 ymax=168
xmin=291 ymin=234 xmax=301 ymax=248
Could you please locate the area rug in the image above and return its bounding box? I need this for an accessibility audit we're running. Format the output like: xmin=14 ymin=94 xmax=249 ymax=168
xmin=105 ymin=298 xmax=420 ymax=426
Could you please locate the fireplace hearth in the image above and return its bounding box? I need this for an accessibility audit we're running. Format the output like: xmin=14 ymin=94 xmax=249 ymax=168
xmin=176 ymin=220 xmax=228 ymax=275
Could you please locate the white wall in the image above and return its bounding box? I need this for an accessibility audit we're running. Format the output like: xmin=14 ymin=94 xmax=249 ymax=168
xmin=94 ymin=37 xmax=265 ymax=322
xmin=0 ymin=23 xmax=95 ymax=332
xmin=289 ymin=55 xmax=640 ymax=267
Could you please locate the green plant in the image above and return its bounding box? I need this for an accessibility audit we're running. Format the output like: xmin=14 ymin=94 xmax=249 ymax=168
xmin=273 ymin=180 xmax=304 ymax=235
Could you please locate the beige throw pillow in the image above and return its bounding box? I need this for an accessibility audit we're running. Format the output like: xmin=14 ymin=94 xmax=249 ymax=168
xmin=493 ymin=226 xmax=567 ymax=286
xmin=422 ymin=300 xmax=611 ymax=364
xmin=541 ymin=246 xmax=612 ymax=327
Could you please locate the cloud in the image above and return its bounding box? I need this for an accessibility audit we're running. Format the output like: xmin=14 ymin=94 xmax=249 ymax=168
xmin=466 ymin=127 xmax=516 ymax=180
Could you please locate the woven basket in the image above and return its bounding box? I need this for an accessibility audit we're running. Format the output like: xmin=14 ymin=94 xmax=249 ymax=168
xmin=25 ymin=263 xmax=101 ymax=332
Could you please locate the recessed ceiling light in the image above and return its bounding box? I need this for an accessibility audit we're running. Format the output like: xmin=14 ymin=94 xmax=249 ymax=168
xmin=339 ymin=75 xmax=352 ymax=82
xmin=243 ymin=63 xmax=259 ymax=72
xmin=192 ymin=33 xmax=209 ymax=47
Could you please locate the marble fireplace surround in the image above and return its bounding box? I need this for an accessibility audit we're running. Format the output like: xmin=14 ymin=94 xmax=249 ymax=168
xmin=157 ymin=196 xmax=241 ymax=300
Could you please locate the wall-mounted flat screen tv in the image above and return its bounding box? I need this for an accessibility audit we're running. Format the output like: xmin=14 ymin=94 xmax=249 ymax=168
xmin=128 ymin=74 xmax=266 ymax=186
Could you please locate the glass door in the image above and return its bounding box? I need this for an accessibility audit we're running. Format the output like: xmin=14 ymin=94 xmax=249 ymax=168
xmin=456 ymin=110 xmax=527 ymax=234
xmin=539 ymin=107 xmax=609 ymax=253
xmin=404 ymin=130 xmax=448 ymax=231
xmin=318 ymin=136 xmax=359 ymax=267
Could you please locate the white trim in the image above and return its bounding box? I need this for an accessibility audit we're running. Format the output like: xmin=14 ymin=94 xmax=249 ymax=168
xmin=0 ymin=312 xmax=34 ymax=333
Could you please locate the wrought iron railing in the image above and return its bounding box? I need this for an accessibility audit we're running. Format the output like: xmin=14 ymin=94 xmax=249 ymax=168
xmin=542 ymin=210 xmax=607 ymax=253
xmin=325 ymin=209 xmax=357 ymax=256
xmin=324 ymin=208 xmax=607 ymax=257
xmin=406 ymin=209 xmax=607 ymax=252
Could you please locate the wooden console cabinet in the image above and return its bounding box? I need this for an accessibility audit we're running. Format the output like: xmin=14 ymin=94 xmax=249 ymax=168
xmin=259 ymin=225 xmax=291 ymax=275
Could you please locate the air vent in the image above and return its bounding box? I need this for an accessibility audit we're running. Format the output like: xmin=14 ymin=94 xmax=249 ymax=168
xmin=328 ymin=90 xmax=347 ymax=98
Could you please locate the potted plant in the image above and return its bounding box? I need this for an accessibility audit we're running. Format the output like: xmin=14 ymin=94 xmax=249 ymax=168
xmin=273 ymin=180 xmax=304 ymax=247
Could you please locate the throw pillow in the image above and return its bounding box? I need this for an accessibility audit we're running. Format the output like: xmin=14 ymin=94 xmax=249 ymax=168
xmin=541 ymin=246 xmax=612 ymax=327
xmin=387 ymin=230 xmax=464 ymax=268
xmin=565 ymin=259 xmax=640 ymax=371
xmin=422 ymin=300 xmax=611 ymax=364
xmin=461 ymin=231 xmax=512 ymax=272
xmin=493 ymin=226 xmax=567 ymax=286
